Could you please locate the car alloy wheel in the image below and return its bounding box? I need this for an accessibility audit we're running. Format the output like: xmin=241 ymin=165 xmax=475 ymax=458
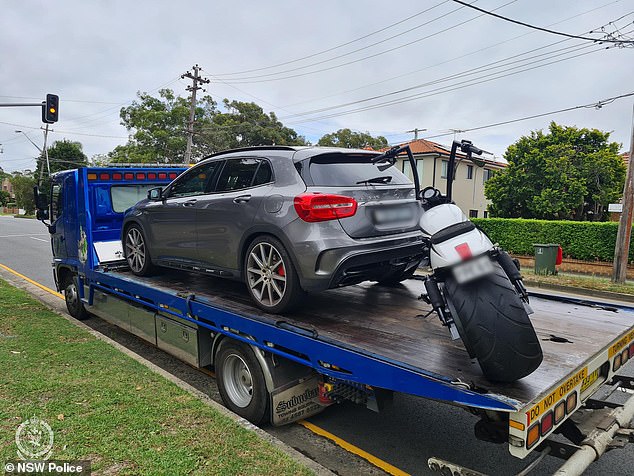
xmin=246 ymin=242 xmax=287 ymax=307
xmin=125 ymin=227 xmax=147 ymax=273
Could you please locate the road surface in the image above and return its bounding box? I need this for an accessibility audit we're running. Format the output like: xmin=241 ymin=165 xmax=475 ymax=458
xmin=1 ymin=215 xmax=632 ymax=475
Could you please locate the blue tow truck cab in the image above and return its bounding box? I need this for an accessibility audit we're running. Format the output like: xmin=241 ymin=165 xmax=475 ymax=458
xmin=38 ymin=166 xmax=634 ymax=471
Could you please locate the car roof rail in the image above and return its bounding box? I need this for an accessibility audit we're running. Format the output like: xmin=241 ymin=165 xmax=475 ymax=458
xmin=100 ymin=163 xmax=189 ymax=168
xmin=202 ymin=145 xmax=301 ymax=160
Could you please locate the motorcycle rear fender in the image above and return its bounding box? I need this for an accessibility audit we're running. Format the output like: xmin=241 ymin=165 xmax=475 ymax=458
xmin=430 ymin=228 xmax=494 ymax=269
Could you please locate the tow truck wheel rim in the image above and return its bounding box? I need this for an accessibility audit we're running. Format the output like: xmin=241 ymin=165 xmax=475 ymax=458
xmin=222 ymin=353 xmax=254 ymax=408
xmin=246 ymin=242 xmax=286 ymax=307
xmin=125 ymin=227 xmax=146 ymax=273
xmin=65 ymin=282 xmax=78 ymax=309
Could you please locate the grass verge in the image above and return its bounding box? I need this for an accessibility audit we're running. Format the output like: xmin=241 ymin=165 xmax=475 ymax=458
xmin=0 ymin=279 xmax=312 ymax=475
xmin=522 ymin=268 xmax=634 ymax=296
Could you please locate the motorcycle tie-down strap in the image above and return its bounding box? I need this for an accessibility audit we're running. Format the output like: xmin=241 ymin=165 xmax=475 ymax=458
xmin=430 ymin=221 xmax=476 ymax=245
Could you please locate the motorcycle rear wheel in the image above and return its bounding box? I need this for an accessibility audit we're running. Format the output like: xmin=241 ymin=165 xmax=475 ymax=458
xmin=444 ymin=263 xmax=543 ymax=382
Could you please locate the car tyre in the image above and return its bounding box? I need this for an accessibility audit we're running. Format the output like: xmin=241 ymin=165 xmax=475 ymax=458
xmin=244 ymin=235 xmax=304 ymax=314
xmin=124 ymin=224 xmax=155 ymax=276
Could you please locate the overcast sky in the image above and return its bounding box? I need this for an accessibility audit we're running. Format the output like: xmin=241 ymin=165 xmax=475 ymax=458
xmin=1 ymin=0 xmax=633 ymax=172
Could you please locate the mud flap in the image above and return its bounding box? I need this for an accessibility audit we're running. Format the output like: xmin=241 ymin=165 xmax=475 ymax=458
xmin=270 ymin=374 xmax=330 ymax=426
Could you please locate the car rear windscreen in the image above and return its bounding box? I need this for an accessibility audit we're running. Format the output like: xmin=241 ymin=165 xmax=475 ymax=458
xmin=306 ymin=153 xmax=411 ymax=187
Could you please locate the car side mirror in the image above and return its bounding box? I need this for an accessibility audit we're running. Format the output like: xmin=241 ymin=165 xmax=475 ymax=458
xmin=148 ymin=187 xmax=163 ymax=201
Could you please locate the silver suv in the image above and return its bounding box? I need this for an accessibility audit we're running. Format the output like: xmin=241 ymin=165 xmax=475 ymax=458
xmin=122 ymin=146 xmax=425 ymax=313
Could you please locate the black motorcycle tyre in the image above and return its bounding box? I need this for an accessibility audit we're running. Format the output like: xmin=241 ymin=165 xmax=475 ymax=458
xmin=444 ymin=263 xmax=543 ymax=382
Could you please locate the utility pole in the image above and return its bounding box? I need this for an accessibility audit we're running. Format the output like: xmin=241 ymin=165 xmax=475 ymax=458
xmin=405 ymin=127 xmax=427 ymax=140
xmin=612 ymin=104 xmax=634 ymax=283
xmin=181 ymin=64 xmax=210 ymax=163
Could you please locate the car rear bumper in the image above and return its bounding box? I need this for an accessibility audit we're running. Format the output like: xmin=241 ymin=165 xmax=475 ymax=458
xmin=298 ymin=233 xmax=425 ymax=291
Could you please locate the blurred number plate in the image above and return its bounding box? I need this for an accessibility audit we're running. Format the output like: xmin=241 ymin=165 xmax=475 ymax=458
xmin=453 ymin=256 xmax=494 ymax=284
xmin=373 ymin=207 xmax=413 ymax=224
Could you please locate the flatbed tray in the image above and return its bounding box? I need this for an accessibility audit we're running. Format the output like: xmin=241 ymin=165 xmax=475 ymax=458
xmin=105 ymin=269 xmax=634 ymax=409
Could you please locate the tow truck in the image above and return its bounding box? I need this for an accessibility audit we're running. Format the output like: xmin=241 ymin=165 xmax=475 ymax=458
xmin=33 ymin=165 xmax=634 ymax=475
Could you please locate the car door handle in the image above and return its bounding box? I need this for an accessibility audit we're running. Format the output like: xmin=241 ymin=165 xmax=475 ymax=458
xmin=233 ymin=195 xmax=251 ymax=204
xmin=183 ymin=199 xmax=197 ymax=207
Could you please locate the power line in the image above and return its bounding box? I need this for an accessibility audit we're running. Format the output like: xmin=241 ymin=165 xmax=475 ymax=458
xmin=285 ymin=41 xmax=609 ymax=124
xmin=206 ymin=0 xmax=518 ymax=84
xmin=212 ymin=1 xmax=451 ymax=76
xmin=277 ymin=0 xmax=622 ymax=109
xmin=281 ymin=14 xmax=632 ymax=121
xmin=281 ymin=39 xmax=595 ymax=120
xmin=417 ymin=92 xmax=634 ymax=141
xmin=452 ymin=0 xmax=634 ymax=45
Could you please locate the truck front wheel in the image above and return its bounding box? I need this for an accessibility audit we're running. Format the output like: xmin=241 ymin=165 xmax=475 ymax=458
xmin=65 ymin=276 xmax=89 ymax=320
xmin=215 ymin=339 xmax=270 ymax=425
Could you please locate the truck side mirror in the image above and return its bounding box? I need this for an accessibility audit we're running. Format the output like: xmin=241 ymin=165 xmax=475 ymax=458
xmin=33 ymin=185 xmax=49 ymax=210
xmin=148 ymin=187 xmax=163 ymax=201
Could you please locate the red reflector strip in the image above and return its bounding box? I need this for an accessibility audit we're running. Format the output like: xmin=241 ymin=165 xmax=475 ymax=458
xmin=136 ymin=173 xmax=146 ymax=180
xmin=169 ymin=172 xmax=178 ymax=179
xmin=112 ymin=173 xmax=122 ymax=180
xmin=158 ymin=173 xmax=167 ymax=179
xmin=540 ymin=411 xmax=554 ymax=436
xmin=124 ymin=173 xmax=134 ymax=180
xmin=455 ymin=243 xmax=472 ymax=260
xmin=147 ymin=172 xmax=157 ymax=179
xmin=99 ymin=173 xmax=109 ymax=180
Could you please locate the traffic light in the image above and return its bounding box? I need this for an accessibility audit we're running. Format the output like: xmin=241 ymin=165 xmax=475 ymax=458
xmin=42 ymin=94 xmax=59 ymax=123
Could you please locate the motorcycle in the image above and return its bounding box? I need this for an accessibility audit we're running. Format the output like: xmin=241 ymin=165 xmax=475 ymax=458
xmin=373 ymin=141 xmax=543 ymax=383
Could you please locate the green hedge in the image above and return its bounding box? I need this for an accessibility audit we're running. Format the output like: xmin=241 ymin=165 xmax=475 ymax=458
xmin=472 ymin=218 xmax=634 ymax=262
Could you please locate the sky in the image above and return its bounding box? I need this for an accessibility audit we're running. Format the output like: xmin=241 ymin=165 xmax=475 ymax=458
xmin=1 ymin=0 xmax=633 ymax=172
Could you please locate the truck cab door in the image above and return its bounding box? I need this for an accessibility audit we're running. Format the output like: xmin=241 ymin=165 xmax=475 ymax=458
xmin=49 ymin=178 xmax=68 ymax=258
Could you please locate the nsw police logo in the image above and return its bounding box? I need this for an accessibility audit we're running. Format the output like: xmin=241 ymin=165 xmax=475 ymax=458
xmin=15 ymin=416 xmax=54 ymax=460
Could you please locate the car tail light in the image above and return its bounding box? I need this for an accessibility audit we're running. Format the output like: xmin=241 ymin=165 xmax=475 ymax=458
xmin=455 ymin=243 xmax=472 ymax=260
xmin=294 ymin=193 xmax=358 ymax=222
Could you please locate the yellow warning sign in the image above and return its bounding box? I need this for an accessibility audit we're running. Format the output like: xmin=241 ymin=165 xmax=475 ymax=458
xmin=527 ymin=367 xmax=587 ymax=424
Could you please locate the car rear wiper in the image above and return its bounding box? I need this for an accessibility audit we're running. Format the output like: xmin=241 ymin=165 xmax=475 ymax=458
xmin=356 ymin=176 xmax=393 ymax=185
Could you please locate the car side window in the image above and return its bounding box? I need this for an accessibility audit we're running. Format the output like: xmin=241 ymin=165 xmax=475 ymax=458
xmin=253 ymin=160 xmax=273 ymax=187
xmin=216 ymin=158 xmax=271 ymax=192
xmin=168 ymin=162 xmax=221 ymax=198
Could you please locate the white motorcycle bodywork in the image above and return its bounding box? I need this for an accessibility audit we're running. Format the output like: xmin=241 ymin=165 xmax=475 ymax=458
xmin=420 ymin=203 xmax=494 ymax=269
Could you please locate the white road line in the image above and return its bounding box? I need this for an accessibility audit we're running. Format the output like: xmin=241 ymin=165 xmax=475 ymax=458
xmin=0 ymin=233 xmax=48 ymax=238
xmin=29 ymin=237 xmax=49 ymax=242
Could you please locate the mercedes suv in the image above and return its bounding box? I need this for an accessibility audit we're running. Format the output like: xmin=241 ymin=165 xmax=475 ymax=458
xmin=122 ymin=146 xmax=425 ymax=313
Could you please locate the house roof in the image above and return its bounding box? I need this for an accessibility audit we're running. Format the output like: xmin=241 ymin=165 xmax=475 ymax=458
xmin=379 ymin=138 xmax=506 ymax=168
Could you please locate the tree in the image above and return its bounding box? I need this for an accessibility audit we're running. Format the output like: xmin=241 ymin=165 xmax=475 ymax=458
xmin=197 ymin=99 xmax=307 ymax=154
xmin=485 ymin=123 xmax=625 ymax=221
xmin=108 ymin=90 xmax=306 ymax=164
xmin=317 ymin=128 xmax=388 ymax=150
xmin=35 ymin=140 xmax=88 ymax=190
xmin=0 ymin=190 xmax=9 ymax=207
xmin=11 ymin=173 xmax=36 ymax=215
